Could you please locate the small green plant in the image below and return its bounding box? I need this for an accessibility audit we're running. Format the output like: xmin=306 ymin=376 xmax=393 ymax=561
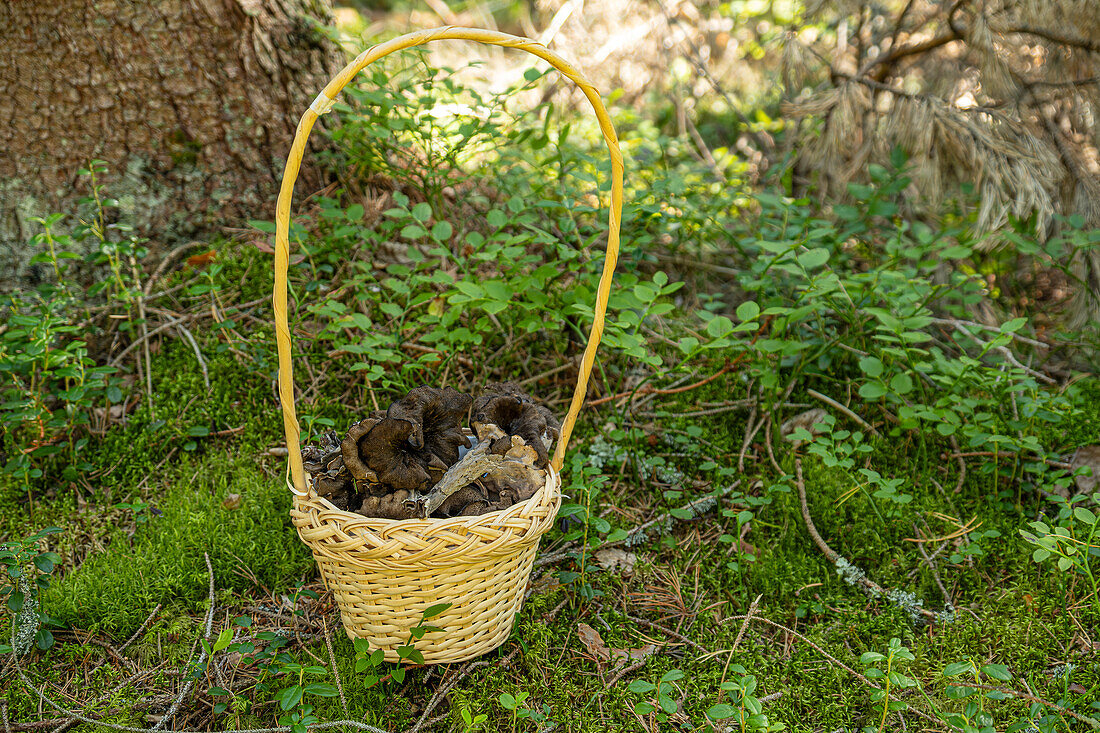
xmin=354 ymin=602 xmax=451 ymax=687
xmin=628 ymin=668 xmax=684 ymax=726
xmin=1020 ymin=491 xmax=1100 ymax=612
xmin=941 ymin=658 xmax=1014 ymax=733
xmin=795 ymin=414 xmax=912 ymax=522
xmin=458 ymin=706 xmax=488 ymax=732
xmin=0 ymin=293 xmax=120 ymax=488
xmin=705 ymin=665 xmax=786 ymax=732
xmin=202 ymin=614 xmax=338 ymax=732
xmin=498 ymin=690 xmax=551 ymax=732
xmin=116 ymin=500 xmax=151 ymax=525
xmin=0 ymin=526 xmax=62 ymax=653
xmin=860 ymin=638 xmax=917 ymax=732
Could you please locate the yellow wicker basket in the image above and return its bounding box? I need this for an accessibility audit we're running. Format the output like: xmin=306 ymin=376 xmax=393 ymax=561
xmin=272 ymin=27 xmax=623 ymax=664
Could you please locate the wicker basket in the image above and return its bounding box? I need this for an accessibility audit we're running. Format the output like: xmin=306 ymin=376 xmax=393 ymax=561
xmin=271 ymin=27 xmax=623 ymax=664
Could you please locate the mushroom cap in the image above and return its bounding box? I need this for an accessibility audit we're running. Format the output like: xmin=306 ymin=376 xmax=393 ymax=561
xmin=303 ymin=430 xmax=343 ymax=474
xmin=387 ymin=386 xmax=472 ymax=466
xmin=360 ymin=417 xmax=433 ymax=491
xmin=341 ymin=417 xmax=381 ymax=481
xmin=357 ymin=489 xmax=418 ymax=520
xmin=473 ymin=386 xmax=560 ymax=468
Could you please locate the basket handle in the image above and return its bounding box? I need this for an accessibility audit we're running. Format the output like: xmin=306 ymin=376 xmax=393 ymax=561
xmin=274 ymin=27 xmax=623 ymax=494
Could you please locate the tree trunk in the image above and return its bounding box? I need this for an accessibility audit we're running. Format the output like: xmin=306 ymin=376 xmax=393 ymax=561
xmin=0 ymin=0 xmax=340 ymax=285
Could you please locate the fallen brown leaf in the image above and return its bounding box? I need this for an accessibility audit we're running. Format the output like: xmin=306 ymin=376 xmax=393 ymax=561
xmin=781 ymin=408 xmax=829 ymax=445
xmin=595 ymin=548 xmax=637 ymax=577
xmin=577 ymin=622 xmax=610 ymax=663
xmin=611 ymin=643 xmax=656 ymax=664
xmin=186 ymin=250 xmax=217 ymax=268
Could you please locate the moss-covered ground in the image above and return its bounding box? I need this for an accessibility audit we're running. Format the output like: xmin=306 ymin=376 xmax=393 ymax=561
xmin=2 ymin=320 xmax=1097 ymax=731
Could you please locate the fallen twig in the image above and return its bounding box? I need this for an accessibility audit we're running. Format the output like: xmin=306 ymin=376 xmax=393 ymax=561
xmin=795 ymin=459 xmax=937 ymax=621
xmin=118 ymin=604 xmax=161 ymax=654
xmin=626 ymin=615 xmax=708 ymax=654
xmin=323 ymin=618 xmax=349 ymax=722
xmin=586 ymin=361 xmax=735 ymax=408
xmin=151 ymin=553 xmax=216 ymax=731
xmin=806 ymin=389 xmax=880 ymax=437
xmin=534 ymin=480 xmax=743 ymax=568
xmin=914 ymin=525 xmax=953 ymax=609
xmin=175 ymin=323 xmax=210 ymax=390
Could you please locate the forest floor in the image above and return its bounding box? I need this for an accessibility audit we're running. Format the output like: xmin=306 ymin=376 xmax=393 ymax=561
xmin=2 ymin=334 xmax=1098 ymax=732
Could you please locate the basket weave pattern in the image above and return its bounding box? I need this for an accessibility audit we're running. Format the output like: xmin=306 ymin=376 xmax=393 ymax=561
xmin=273 ymin=27 xmax=622 ymax=664
xmin=291 ymin=471 xmax=559 ymax=662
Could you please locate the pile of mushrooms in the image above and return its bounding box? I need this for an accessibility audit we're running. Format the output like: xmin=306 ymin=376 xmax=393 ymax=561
xmin=300 ymin=383 xmax=560 ymax=519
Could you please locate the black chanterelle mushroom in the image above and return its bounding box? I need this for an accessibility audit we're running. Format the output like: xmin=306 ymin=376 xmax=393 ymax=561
xmin=340 ymin=417 xmax=380 ymax=482
xmin=387 ymin=386 xmax=473 ymax=466
xmin=472 ymin=382 xmax=560 ymax=468
xmin=303 ymin=430 xmax=357 ymax=509
xmin=359 ymin=417 xmax=434 ymax=491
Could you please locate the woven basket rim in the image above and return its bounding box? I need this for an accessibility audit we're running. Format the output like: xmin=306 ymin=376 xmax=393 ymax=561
xmin=291 ymin=466 xmax=562 ymax=569
xmin=298 ymin=463 xmax=561 ymax=529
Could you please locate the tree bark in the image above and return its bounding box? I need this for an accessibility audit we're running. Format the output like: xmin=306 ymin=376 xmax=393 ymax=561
xmin=0 ymin=0 xmax=341 ymax=285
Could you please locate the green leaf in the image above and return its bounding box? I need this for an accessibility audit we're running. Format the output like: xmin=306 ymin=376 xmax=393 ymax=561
xmin=431 ymin=221 xmax=453 ymax=241
xmin=706 ymin=316 xmax=734 ymax=338
xmin=423 ymin=602 xmax=452 ymax=619
xmin=627 ymin=680 xmax=656 ymax=694
xmin=858 ymin=356 xmax=884 ymax=377
xmin=736 ymin=300 xmax=760 ymax=322
xmin=32 ymin=555 xmax=55 ymax=574
xmin=1057 ymin=556 xmax=1074 ymax=571
xmin=248 ymin=219 xmax=277 ymax=233
xmin=499 ymin=693 xmax=517 ymax=709
xmin=797 ymin=248 xmax=830 ymax=269
xmin=279 ymin=686 xmax=304 ymax=711
xmin=981 ymin=664 xmax=1011 ymax=681
xmin=677 ymin=337 xmax=699 ymax=355
xmin=706 ymin=703 xmax=736 ymax=720
xmin=942 ymin=662 xmax=970 ymax=677
xmin=212 ymin=627 xmax=234 ymax=653
xmin=940 ymin=245 xmax=972 ymax=259
xmin=889 ymin=373 xmax=914 ymax=395
xmin=1073 ymin=507 xmax=1096 ymax=525
xmin=411 ymin=202 xmax=432 ymax=222
xmin=303 ymin=683 xmax=339 ymax=697
xmin=1000 ymin=317 xmax=1028 ymax=334
xmin=859 ymin=382 xmax=887 ymax=399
